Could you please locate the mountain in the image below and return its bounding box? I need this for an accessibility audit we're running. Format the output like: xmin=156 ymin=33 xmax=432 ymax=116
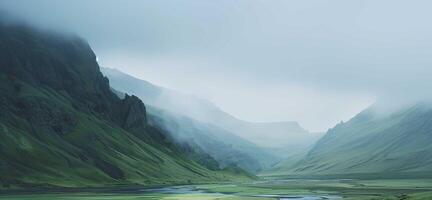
xmin=269 ymin=103 xmax=432 ymax=178
xmin=147 ymin=106 xmax=276 ymax=172
xmin=0 ymin=22 xmax=249 ymax=188
xmin=102 ymin=68 xmax=278 ymax=172
xmin=101 ymin=67 xmax=320 ymax=159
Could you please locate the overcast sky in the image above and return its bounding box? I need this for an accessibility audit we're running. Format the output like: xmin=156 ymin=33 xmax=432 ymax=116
xmin=2 ymin=0 xmax=432 ymax=132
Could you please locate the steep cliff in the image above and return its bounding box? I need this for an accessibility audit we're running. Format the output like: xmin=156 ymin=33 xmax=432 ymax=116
xmin=0 ymin=22 xmax=243 ymax=188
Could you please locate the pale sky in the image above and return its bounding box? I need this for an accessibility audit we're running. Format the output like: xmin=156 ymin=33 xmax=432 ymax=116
xmin=2 ymin=0 xmax=432 ymax=132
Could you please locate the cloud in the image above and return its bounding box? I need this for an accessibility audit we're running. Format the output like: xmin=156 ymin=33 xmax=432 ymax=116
xmin=1 ymin=0 xmax=431 ymax=131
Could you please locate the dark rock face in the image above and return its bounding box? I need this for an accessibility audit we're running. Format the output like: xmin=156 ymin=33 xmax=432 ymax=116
xmin=0 ymin=23 xmax=152 ymax=134
xmin=120 ymin=94 xmax=148 ymax=130
xmin=0 ymin=23 xmax=151 ymax=183
xmin=0 ymin=23 xmax=118 ymax=121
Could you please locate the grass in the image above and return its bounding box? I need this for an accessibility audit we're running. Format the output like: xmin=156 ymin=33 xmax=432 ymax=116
xmin=0 ymin=192 xmax=270 ymax=200
xmin=2 ymin=179 xmax=432 ymax=199
xmin=198 ymin=179 xmax=432 ymax=199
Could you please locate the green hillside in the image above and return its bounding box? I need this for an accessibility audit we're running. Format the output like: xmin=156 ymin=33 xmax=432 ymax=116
xmin=0 ymin=22 xmax=247 ymax=189
xmin=268 ymin=103 xmax=432 ymax=178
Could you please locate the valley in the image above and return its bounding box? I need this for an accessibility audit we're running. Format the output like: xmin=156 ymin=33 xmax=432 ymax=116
xmin=2 ymin=178 xmax=432 ymax=200
xmin=1 ymin=2 xmax=432 ymax=200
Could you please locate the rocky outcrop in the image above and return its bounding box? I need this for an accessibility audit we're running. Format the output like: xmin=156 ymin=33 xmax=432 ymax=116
xmin=119 ymin=94 xmax=147 ymax=130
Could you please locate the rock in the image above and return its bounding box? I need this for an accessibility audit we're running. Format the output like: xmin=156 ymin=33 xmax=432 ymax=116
xmin=120 ymin=94 xmax=147 ymax=130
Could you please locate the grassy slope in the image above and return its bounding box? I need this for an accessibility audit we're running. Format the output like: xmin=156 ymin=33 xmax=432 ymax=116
xmin=0 ymin=60 xmax=223 ymax=188
xmin=267 ymin=104 xmax=432 ymax=178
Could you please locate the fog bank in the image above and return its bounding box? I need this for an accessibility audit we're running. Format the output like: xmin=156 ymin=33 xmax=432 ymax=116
xmin=2 ymin=0 xmax=431 ymax=131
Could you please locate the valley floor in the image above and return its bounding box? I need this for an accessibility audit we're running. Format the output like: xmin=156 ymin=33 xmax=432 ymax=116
xmin=1 ymin=179 xmax=432 ymax=200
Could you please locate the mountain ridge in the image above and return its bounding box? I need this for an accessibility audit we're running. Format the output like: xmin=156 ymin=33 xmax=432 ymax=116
xmin=104 ymin=68 xmax=278 ymax=172
xmin=0 ymin=22 xmax=249 ymax=188
xmin=266 ymin=102 xmax=432 ymax=178
xmin=101 ymin=67 xmax=321 ymax=157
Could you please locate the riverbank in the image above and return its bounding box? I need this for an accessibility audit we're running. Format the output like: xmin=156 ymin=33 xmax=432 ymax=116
xmin=2 ymin=179 xmax=432 ymax=199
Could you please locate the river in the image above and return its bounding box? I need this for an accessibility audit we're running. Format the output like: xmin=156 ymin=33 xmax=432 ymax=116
xmin=140 ymin=185 xmax=342 ymax=200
